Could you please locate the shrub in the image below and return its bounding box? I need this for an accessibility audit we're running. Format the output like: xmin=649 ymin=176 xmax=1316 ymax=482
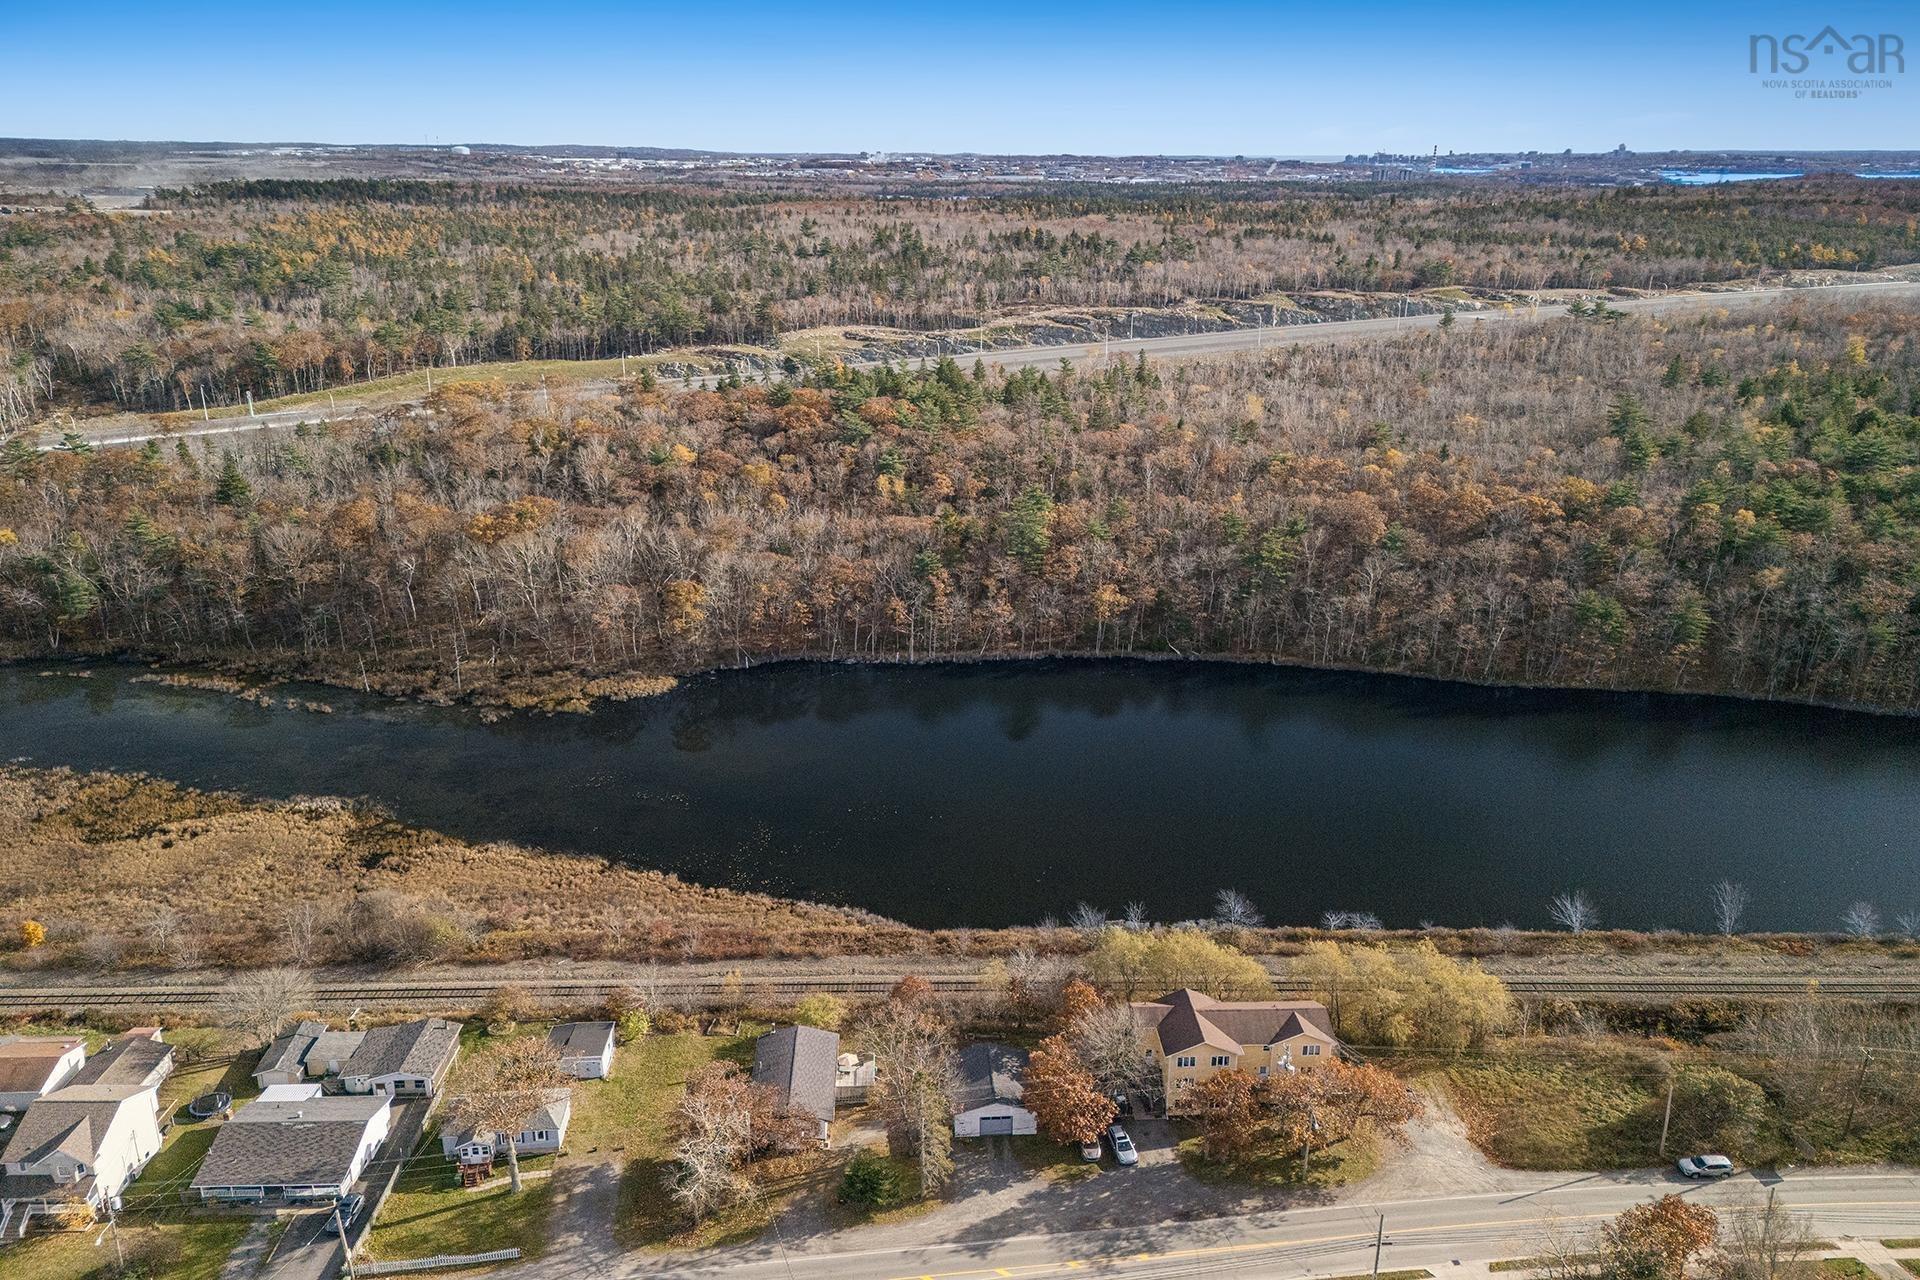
xmin=791 ymin=993 xmax=846 ymax=1031
xmin=615 ymin=1009 xmax=651 ymax=1042
xmin=838 ymin=1150 xmax=907 ymax=1208
xmin=653 ymin=1008 xmax=694 ymax=1034
xmin=17 ymin=919 xmax=45 ymax=949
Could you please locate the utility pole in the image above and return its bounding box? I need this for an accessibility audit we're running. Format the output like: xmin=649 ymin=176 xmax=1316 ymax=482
xmin=1658 ymin=1075 xmax=1676 ymax=1156
xmin=245 ymin=390 xmax=255 ymax=418
xmin=107 ymin=1204 xmax=126 ymax=1274
xmin=1371 ymin=1213 xmax=1385 ymax=1280
xmin=198 ymin=385 xmax=209 ymax=422
xmin=333 ymin=1202 xmax=356 ymax=1280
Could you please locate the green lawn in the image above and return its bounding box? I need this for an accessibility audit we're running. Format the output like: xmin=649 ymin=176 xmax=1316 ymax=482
xmin=607 ymin=1027 xmax=776 ymax=1250
xmin=1899 ymin=1262 xmax=1920 ymax=1278
xmin=3 ymin=1221 xmax=248 ymax=1280
xmin=1884 ymin=1240 xmax=1920 ymax=1249
xmin=361 ymin=1128 xmax=558 ymax=1264
xmin=126 ymin=1042 xmax=262 ymax=1205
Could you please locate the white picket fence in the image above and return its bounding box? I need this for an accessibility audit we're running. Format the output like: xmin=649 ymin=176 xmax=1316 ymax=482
xmin=355 ymin=1248 xmax=521 ymax=1275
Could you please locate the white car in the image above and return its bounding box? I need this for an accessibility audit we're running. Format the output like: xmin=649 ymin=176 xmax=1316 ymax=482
xmin=1107 ymin=1124 xmax=1139 ymax=1167
xmin=1079 ymin=1138 xmax=1103 ymax=1161
xmin=1676 ymin=1154 xmax=1734 ymax=1179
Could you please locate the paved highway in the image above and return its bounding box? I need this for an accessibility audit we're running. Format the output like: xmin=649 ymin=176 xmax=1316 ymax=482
xmin=500 ymin=1169 xmax=1920 ymax=1280
xmin=40 ymin=278 xmax=1920 ymax=451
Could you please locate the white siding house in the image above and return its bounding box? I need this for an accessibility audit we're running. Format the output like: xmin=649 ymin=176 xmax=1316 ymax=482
xmin=546 ymin=1023 xmax=617 ymax=1080
xmin=952 ymin=1043 xmax=1035 ymax=1138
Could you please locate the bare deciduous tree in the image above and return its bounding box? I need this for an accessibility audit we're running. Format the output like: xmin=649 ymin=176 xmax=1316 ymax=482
xmin=860 ymin=995 xmax=958 ymax=1197
xmin=663 ymin=1059 xmax=814 ymax=1222
xmin=1068 ymin=1000 xmax=1153 ymax=1096
xmin=1067 ymin=902 xmax=1109 ymax=935
xmin=214 ymin=967 xmax=315 ymax=1048
xmin=1840 ymin=901 xmax=1881 ymax=938
xmin=1122 ymin=901 xmax=1151 ymax=932
xmin=1711 ymin=1194 xmax=1821 ymax=1280
xmin=1708 ymin=880 xmax=1751 ymax=935
xmin=1549 ymin=890 xmax=1598 ymax=934
xmin=1321 ymin=910 xmax=1384 ymax=931
xmin=1213 ymin=889 xmax=1264 ymax=928
xmin=1896 ymin=910 xmax=1920 ymax=941
xmin=283 ymin=902 xmax=324 ymax=965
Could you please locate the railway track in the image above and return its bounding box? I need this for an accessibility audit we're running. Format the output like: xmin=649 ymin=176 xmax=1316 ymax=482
xmin=1 ymin=971 xmax=1915 ymax=1013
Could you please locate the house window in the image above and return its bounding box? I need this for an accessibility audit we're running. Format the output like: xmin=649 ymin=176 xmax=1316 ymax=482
xmin=1209 ymin=1055 xmax=1230 ymax=1067
xmin=1301 ymin=1044 xmax=1322 ymax=1056
xmin=1258 ymin=1066 xmax=1269 ymax=1078
xmin=1175 ymin=1056 xmax=1196 ymax=1068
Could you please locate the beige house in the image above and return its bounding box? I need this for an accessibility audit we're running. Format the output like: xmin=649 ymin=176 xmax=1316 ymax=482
xmin=1131 ymin=989 xmax=1337 ymax=1111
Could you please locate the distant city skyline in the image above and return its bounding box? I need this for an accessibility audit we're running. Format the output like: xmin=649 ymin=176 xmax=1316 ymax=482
xmin=6 ymin=1 xmax=1915 ymax=154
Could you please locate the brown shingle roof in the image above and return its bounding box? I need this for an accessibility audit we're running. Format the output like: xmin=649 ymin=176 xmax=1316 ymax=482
xmin=0 ymin=1038 xmax=83 ymax=1096
xmin=1133 ymin=990 xmax=1336 ymax=1058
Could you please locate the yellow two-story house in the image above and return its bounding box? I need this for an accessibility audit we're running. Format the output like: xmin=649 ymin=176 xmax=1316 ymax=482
xmin=1131 ymin=989 xmax=1337 ymax=1111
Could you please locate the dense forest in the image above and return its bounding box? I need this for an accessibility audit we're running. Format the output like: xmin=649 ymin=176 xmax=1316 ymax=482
xmin=2 ymin=176 xmax=1917 ymax=425
xmin=4 ymin=297 xmax=1920 ymax=711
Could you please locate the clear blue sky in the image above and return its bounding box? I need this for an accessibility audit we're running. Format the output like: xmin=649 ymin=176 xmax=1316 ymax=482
xmin=5 ymin=1 xmax=1916 ymax=154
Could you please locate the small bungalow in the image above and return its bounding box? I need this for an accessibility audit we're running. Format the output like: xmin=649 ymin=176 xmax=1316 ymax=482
xmin=751 ymin=1025 xmax=838 ymax=1145
xmin=0 ymin=1037 xmax=87 ymax=1114
xmin=547 ymin=1022 xmax=617 ymax=1079
xmin=952 ymin=1043 xmax=1034 ymax=1138
xmin=252 ymin=1021 xmax=326 ymax=1089
xmin=440 ymin=1088 xmax=571 ymax=1165
xmin=190 ymin=1095 xmax=392 ymax=1204
xmin=339 ymin=1019 xmax=461 ymax=1097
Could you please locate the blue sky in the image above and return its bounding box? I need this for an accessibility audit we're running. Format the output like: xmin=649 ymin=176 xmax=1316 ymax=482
xmin=4 ymin=1 xmax=1916 ymax=153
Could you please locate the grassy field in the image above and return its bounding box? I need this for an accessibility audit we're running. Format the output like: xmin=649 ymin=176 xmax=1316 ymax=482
xmin=3 ymin=1221 xmax=249 ymax=1280
xmin=1174 ymin=1122 xmax=1384 ymax=1190
xmin=1438 ymin=1036 xmax=1918 ymax=1171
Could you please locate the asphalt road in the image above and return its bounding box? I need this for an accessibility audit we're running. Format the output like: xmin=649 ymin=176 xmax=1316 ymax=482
xmin=503 ymin=1170 xmax=1920 ymax=1280
xmin=42 ymin=278 xmax=1920 ymax=451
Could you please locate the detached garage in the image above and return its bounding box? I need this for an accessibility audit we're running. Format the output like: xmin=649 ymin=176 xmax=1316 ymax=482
xmin=952 ymin=1043 xmax=1035 ymax=1138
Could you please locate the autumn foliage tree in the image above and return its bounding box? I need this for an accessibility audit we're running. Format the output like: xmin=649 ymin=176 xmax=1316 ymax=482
xmin=1188 ymin=1067 xmax=1261 ymax=1161
xmin=1023 ymin=1033 xmax=1116 ymax=1145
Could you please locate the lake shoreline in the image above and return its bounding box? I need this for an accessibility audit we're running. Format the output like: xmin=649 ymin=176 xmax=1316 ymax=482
xmin=13 ymin=640 xmax=1920 ymax=726
xmin=4 ymin=762 xmax=1916 ymax=977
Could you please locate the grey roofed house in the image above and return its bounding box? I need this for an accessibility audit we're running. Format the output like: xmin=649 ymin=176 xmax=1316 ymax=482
xmin=303 ymin=1030 xmax=366 ymax=1078
xmin=253 ymin=1020 xmax=327 ymax=1083
xmin=69 ymin=1033 xmax=174 ymax=1092
xmin=440 ymin=1087 xmax=573 ymax=1159
xmin=0 ymin=1087 xmax=129 ymax=1168
xmin=190 ymin=1096 xmax=391 ymax=1197
xmin=340 ymin=1018 xmax=461 ymax=1094
xmin=751 ymin=1025 xmax=839 ymax=1125
xmin=954 ymin=1042 xmax=1027 ymax=1111
xmin=546 ymin=1021 xmax=617 ymax=1077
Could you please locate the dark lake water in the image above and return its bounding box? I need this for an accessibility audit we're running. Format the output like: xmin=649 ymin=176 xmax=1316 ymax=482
xmin=3 ymin=660 xmax=1918 ymax=932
